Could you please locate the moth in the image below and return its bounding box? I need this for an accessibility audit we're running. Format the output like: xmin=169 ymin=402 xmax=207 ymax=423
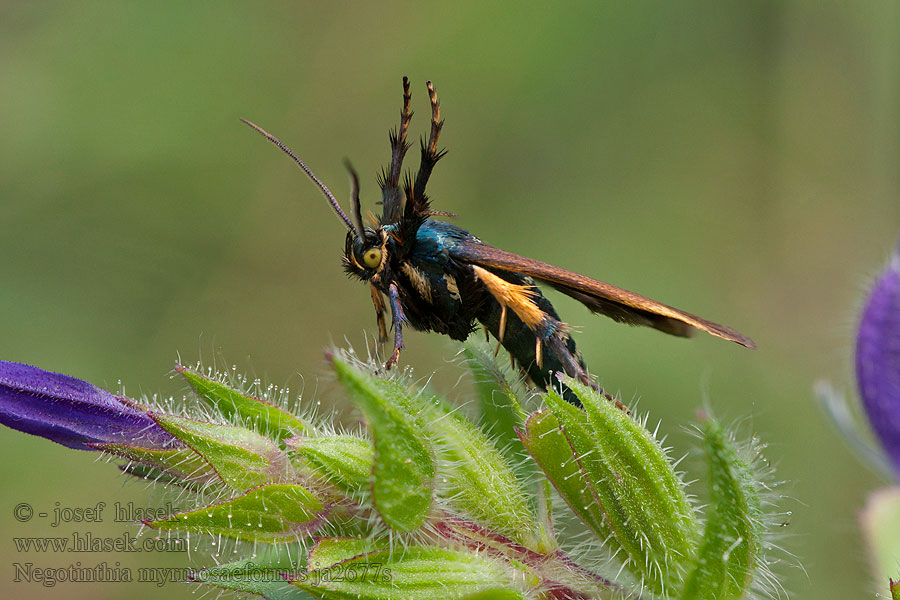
xmin=242 ymin=78 xmax=755 ymax=405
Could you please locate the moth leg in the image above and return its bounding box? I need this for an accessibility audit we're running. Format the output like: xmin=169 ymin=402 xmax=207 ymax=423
xmin=544 ymin=335 xmax=629 ymax=413
xmin=387 ymin=77 xmax=413 ymax=189
xmin=370 ymin=283 xmax=388 ymax=344
xmin=493 ymin=305 xmax=507 ymax=357
xmin=384 ymin=282 xmax=407 ymax=370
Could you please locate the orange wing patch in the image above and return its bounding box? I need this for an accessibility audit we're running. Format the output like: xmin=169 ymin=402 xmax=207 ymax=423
xmin=472 ymin=265 xmax=549 ymax=335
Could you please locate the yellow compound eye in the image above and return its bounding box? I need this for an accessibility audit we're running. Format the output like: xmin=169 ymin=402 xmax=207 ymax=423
xmin=362 ymin=247 xmax=382 ymax=269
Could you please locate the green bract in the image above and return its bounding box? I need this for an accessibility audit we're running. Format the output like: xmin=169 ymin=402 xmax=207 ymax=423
xmin=150 ymin=412 xmax=283 ymax=491
xmin=191 ymin=551 xmax=306 ymax=599
xmin=294 ymin=543 xmax=523 ymax=600
xmin=679 ymin=418 xmax=763 ymax=600
xmin=426 ymin=395 xmax=538 ymax=549
xmin=331 ymin=356 xmax=436 ymax=532
xmin=147 ymin=483 xmax=325 ymax=542
xmin=96 ymin=443 xmax=219 ymax=489
xmin=287 ymin=434 xmax=374 ymax=492
xmin=177 ymin=365 xmax=313 ymax=439
xmin=77 ymin=344 xmax=783 ymax=598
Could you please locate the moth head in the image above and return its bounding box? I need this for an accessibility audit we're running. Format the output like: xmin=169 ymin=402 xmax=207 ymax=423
xmin=343 ymin=228 xmax=387 ymax=281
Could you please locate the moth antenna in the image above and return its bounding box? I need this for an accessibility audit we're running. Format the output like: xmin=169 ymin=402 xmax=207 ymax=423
xmin=410 ymin=80 xmax=447 ymax=216
xmin=381 ymin=77 xmax=413 ymax=226
xmin=387 ymin=77 xmax=413 ymax=188
xmin=425 ymin=80 xmax=443 ymax=156
xmin=240 ymin=118 xmax=359 ymax=236
xmin=343 ymin=159 xmax=366 ymax=239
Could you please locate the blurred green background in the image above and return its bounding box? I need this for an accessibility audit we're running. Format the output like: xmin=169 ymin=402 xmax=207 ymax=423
xmin=1 ymin=2 xmax=898 ymax=598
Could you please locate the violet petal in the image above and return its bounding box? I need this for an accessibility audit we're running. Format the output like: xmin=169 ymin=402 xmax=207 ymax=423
xmin=857 ymin=239 xmax=900 ymax=475
xmin=0 ymin=361 xmax=177 ymax=451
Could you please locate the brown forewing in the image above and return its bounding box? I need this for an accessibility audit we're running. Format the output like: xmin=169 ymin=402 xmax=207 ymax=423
xmin=452 ymin=242 xmax=756 ymax=349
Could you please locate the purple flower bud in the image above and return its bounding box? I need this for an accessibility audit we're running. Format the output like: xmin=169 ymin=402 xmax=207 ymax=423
xmin=0 ymin=361 xmax=177 ymax=451
xmin=857 ymin=240 xmax=900 ymax=475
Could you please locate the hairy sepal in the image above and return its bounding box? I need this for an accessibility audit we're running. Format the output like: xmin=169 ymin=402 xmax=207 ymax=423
xmin=287 ymin=434 xmax=374 ymax=493
xmin=94 ymin=442 xmax=221 ymax=488
xmin=462 ymin=343 xmax=526 ymax=450
xmin=149 ymin=413 xmax=285 ymax=491
xmin=331 ymin=355 xmax=434 ymax=532
xmin=518 ymin=409 xmax=611 ymax=543
xmin=191 ymin=551 xmax=310 ymax=599
xmin=146 ymin=483 xmax=325 ymax=542
xmin=427 ymin=398 xmax=539 ymax=550
xmin=679 ymin=416 xmax=763 ymax=599
xmin=293 ymin=540 xmax=524 ymax=600
xmin=177 ymin=364 xmax=313 ymax=440
xmin=540 ymin=379 xmax=699 ymax=595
